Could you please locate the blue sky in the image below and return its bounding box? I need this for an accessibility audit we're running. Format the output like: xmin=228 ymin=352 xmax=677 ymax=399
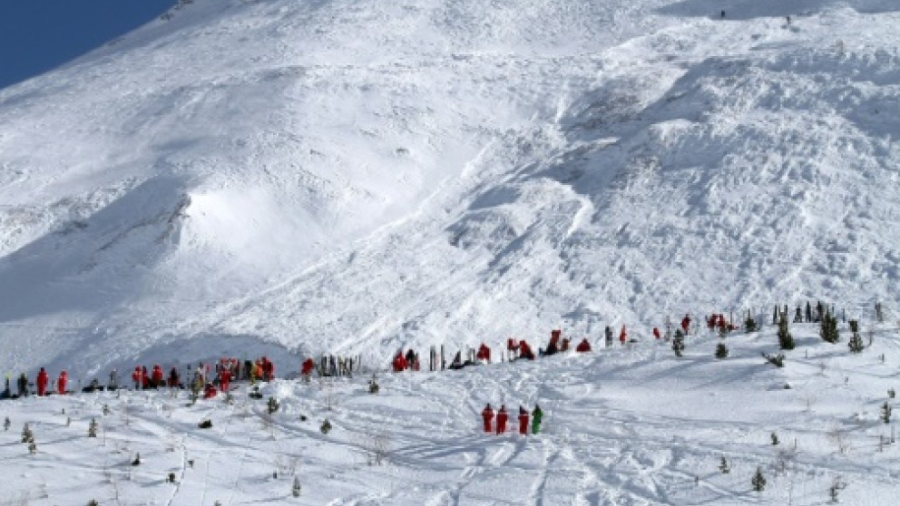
xmin=0 ymin=0 xmax=177 ymax=90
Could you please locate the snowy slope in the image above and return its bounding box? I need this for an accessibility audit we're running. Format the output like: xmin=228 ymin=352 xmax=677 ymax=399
xmin=1 ymin=324 xmax=899 ymax=505
xmin=1 ymin=0 xmax=900 ymax=377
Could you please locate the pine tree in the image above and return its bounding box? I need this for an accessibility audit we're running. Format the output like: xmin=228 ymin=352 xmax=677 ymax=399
xmin=320 ymin=419 xmax=332 ymax=435
xmin=773 ymin=305 xmax=779 ymax=324
xmin=715 ymin=343 xmax=729 ymax=359
xmin=889 ymin=388 xmax=896 ymax=399
xmin=28 ymin=440 xmax=37 ymax=455
xmin=267 ymin=396 xmax=280 ymax=415
xmin=881 ymin=402 xmax=892 ymax=424
xmin=21 ymin=423 xmax=33 ymax=443
xmin=672 ymin=330 xmax=685 ymax=357
xmin=132 ymin=452 xmax=141 ymax=466
xmin=751 ymin=467 xmax=766 ymax=492
xmin=820 ymin=311 xmax=840 ymax=343
xmin=771 ymin=432 xmax=779 ymax=445
xmin=88 ymin=500 xmax=100 ymax=506
xmin=368 ymin=375 xmax=380 ymax=394
xmin=719 ymin=457 xmax=730 ymax=474
xmin=777 ymin=314 xmax=795 ymax=350
xmin=848 ymin=330 xmax=864 ymax=353
xmin=744 ymin=312 xmax=757 ymax=333
xmin=292 ymin=476 xmax=302 ymax=497
xmin=88 ymin=418 xmax=98 ymax=438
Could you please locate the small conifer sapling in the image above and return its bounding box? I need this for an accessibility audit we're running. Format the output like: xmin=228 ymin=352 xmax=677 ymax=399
xmin=751 ymin=467 xmax=766 ymax=492
xmin=715 ymin=343 xmax=729 ymax=359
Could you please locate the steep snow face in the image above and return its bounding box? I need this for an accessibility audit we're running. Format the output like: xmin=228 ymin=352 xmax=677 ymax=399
xmin=1 ymin=0 xmax=899 ymax=375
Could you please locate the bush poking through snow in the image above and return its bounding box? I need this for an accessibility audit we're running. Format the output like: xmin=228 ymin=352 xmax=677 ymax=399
xmin=762 ymin=353 xmax=785 ymax=368
xmin=292 ymin=476 xmax=302 ymax=497
xmin=829 ymin=476 xmax=847 ymax=503
xmin=368 ymin=375 xmax=380 ymax=394
xmin=771 ymin=432 xmax=779 ymax=445
xmin=881 ymin=402 xmax=892 ymax=424
xmin=88 ymin=418 xmax=98 ymax=437
xmin=715 ymin=343 xmax=729 ymax=359
xmin=267 ymin=397 xmax=280 ymax=415
xmin=751 ymin=467 xmax=766 ymax=492
xmin=88 ymin=500 xmax=100 ymax=506
xmin=848 ymin=330 xmax=865 ymax=353
xmin=744 ymin=312 xmax=757 ymax=333
xmin=820 ymin=311 xmax=840 ymax=344
xmin=889 ymin=388 xmax=896 ymax=399
xmin=198 ymin=419 xmax=213 ymax=429
xmin=21 ymin=423 xmax=33 ymax=443
xmin=320 ymin=419 xmax=332 ymax=435
xmin=132 ymin=452 xmax=141 ymax=466
xmin=719 ymin=457 xmax=730 ymax=474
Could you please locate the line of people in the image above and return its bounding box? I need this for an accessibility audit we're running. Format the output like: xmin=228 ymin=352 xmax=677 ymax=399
xmin=481 ymin=403 xmax=543 ymax=435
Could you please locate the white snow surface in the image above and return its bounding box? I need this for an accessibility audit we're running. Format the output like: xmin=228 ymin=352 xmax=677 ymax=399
xmin=1 ymin=326 xmax=899 ymax=505
xmin=1 ymin=0 xmax=900 ymax=377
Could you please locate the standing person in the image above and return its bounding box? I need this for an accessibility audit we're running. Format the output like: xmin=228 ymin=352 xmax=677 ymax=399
xmin=531 ymin=405 xmax=544 ymax=434
xmin=477 ymin=343 xmax=491 ymax=363
xmin=481 ymin=403 xmax=495 ymax=433
xmin=653 ymin=327 xmax=661 ymax=340
xmin=132 ymin=367 xmax=143 ymax=390
xmin=168 ymin=367 xmax=180 ymax=389
xmin=151 ymin=365 xmax=164 ymax=389
xmin=17 ymin=373 xmax=28 ymax=397
xmin=36 ymin=367 xmax=49 ymax=396
xmin=219 ymin=367 xmax=231 ymax=393
xmin=496 ymin=405 xmax=509 ymax=435
xmin=605 ymin=326 xmax=613 ymax=347
xmin=301 ymin=358 xmax=315 ymax=378
xmin=108 ymin=369 xmax=119 ymax=391
xmin=141 ymin=366 xmax=150 ymax=389
xmin=518 ymin=406 xmax=529 ymax=435
xmin=681 ymin=314 xmax=691 ymax=335
xmin=57 ymin=370 xmax=68 ymax=395
xmin=619 ymin=326 xmax=627 ymax=345
xmin=1 ymin=375 xmax=10 ymax=399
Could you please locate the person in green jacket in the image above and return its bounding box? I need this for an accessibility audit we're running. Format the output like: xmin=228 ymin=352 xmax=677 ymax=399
xmin=531 ymin=405 xmax=543 ymax=434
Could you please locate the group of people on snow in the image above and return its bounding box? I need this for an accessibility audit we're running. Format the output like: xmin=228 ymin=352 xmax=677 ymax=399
xmin=482 ymin=403 xmax=544 ymax=435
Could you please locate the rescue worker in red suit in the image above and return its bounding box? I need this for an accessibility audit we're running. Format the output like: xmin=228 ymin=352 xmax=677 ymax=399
xmin=576 ymin=338 xmax=591 ymax=353
xmin=262 ymin=357 xmax=274 ymax=381
xmin=561 ymin=338 xmax=570 ymax=352
xmin=519 ymin=340 xmax=535 ymax=360
xmin=57 ymin=370 xmax=68 ymax=395
xmin=132 ymin=367 xmax=143 ymax=390
xmin=476 ymin=343 xmax=491 ymax=363
xmin=681 ymin=314 xmax=691 ymax=335
xmin=151 ymin=365 xmax=164 ymax=388
xmin=36 ymin=367 xmax=49 ymax=396
xmin=496 ymin=405 xmax=509 ymax=434
xmin=482 ymin=403 xmax=495 ymax=433
xmin=392 ymin=352 xmax=407 ymax=372
xmin=518 ymin=406 xmax=530 ymax=435
xmin=219 ymin=368 xmax=231 ymax=393
xmin=653 ymin=327 xmax=661 ymax=340
xmin=167 ymin=367 xmax=180 ymax=388
xmin=301 ymin=358 xmax=315 ymax=377
xmin=619 ymin=325 xmax=628 ymax=345
xmin=204 ymin=383 xmax=217 ymax=399
xmin=141 ymin=366 xmax=150 ymax=389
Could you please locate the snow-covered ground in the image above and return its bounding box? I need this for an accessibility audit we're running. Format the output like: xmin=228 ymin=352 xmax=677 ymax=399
xmin=1 ymin=0 xmax=899 ymax=376
xmin=2 ymin=323 xmax=899 ymax=505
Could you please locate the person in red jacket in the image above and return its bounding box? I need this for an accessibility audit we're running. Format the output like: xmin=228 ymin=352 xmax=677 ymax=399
xmin=36 ymin=367 xmax=49 ymax=396
xmin=519 ymin=340 xmax=535 ymax=360
xmin=151 ymin=365 xmax=164 ymax=388
xmin=141 ymin=366 xmax=150 ymax=389
xmin=619 ymin=325 xmax=628 ymax=345
xmin=57 ymin=370 xmax=68 ymax=395
xmin=482 ymin=403 xmax=495 ymax=433
xmin=496 ymin=405 xmax=508 ymax=434
xmin=518 ymin=406 xmax=529 ymax=435
xmin=204 ymin=383 xmax=217 ymax=399
xmin=301 ymin=358 xmax=315 ymax=377
xmin=392 ymin=352 xmax=407 ymax=372
xmin=653 ymin=327 xmax=661 ymax=340
xmin=167 ymin=367 xmax=180 ymax=388
xmin=476 ymin=343 xmax=491 ymax=363
xmin=576 ymin=338 xmax=591 ymax=353
xmin=219 ymin=368 xmax=231 ymax=393
xmin=681 ymin=314 xmax=691 ymax=335
xmin=132 ymin=366 xmax=143 ymax=390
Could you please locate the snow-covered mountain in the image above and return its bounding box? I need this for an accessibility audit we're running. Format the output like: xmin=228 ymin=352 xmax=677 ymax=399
xmin=1 ymin=0 xmax=899 ymax=376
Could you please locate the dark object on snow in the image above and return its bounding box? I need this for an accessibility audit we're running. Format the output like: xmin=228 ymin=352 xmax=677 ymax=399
xmin=720 ymin=10 xmax=726 ymax=18
xmin=167 ymin=472 xmax=176 ymax=483
xmin=132 ymin=452 xmax=141 ymax=466
xmin=82 ymin=379 xmax=105 ymax=393
xmin=249 ymin=387 xmax=263 ymax=400
xmin=198 ymin=420 xmax=213 ymax=429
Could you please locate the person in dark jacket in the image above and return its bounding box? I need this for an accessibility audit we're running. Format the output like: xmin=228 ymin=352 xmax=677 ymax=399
xmin=17 ymin=373 xmax=28 ymax=397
